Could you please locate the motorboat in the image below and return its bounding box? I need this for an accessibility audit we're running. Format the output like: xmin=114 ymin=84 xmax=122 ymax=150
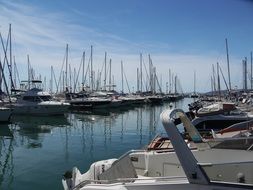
xmin=146 ymin=95 xmax=164 ymax=104
xmin=69 ymin=97 xmax=112 ymax=109
xmin=191 ymin=102 xmax=253 ymax=131
xmin=12 ymin=88 xmax=70 ymax=115
xmin=195 ymin=102 xmax=236 ymax=117
xmin=166 ymin=93 xmax=184 ymax=102
xmin=161 ymin=108 xmax=253 ymax=187
xmin=67 ymin=91 xmax=113 ymax=110
xmin=211 ymin=119 xmax=253 ymax=138
xmin=62 ymin=108 xmax=253 ymax=190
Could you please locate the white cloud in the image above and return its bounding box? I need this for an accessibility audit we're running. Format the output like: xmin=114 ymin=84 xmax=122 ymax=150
xmin=0 ymin=1 xmax=245 ymax=93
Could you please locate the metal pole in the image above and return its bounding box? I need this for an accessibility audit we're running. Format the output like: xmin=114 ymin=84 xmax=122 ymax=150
xmin=225 ymin=38 xmax=231 ymax=90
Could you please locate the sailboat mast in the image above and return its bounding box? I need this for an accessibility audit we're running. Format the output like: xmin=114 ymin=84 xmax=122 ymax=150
xmin=153 ymin=67 xmax=156 ymax=94
xmin=137 ymin=68 xmax=139 ymax=92
xmin=65 ymin=44 xmax=68 ymax=91
xmin=27 ymin=55 xmax=30 ymax=90
xmin=104 ymin=52 xmax=107 ymax=91
xmin=169 ymin=69 xmax=171 ymax=94
xmin=50 ymin=66 xmax=53 ymax=95
xmin=194 ymin=70 xmax=196 ymax=94
xmin=174 ymin=75 xmax=177 ymax=94
xmin=251 ymin=51 xmax=252 ymax=90
xmin=82 ymin=51 xmax=85 ymax=91
xmin=225 ymin=38 xmax=231 ymax=91
xmin=140 ymin=53 xmax=142 ymax=92
xmin=13 ymin=56 xmax=16 ymax=88
xmin=121 ymin=60 xmax=124 ymax=93
xmin=69 ymin=63 xmax=72 ymax=92
xmin=148 ymin=54 xmax=152 ymax=92
xmin=217 ymin=62 xmax=221 ymax=100
xmin=243 ymin=58 xmax=247 ymax=91
xmin=9 ymin=24 xmax=13 ymax=90
xmin=109 ymin=59 xmax=112 ymax=91
xmin=90 ymin=45 xmax=93 ymax=91
xmin=212 ymin=64 xmax=216 ymax=93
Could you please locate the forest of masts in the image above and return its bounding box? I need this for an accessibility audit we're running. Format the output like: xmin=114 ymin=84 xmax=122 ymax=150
xmin=210 ymin=44 xmax=253 ymax=97
xmin=0 ymin=25 xmax=183 ymax=97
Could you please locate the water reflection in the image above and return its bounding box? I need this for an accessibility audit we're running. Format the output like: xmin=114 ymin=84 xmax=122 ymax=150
xmin=0 ymin=124 xmax=13 ymax=138
xmin=0 ymin=124 xmax=14 ymax=190
xmin=11 ymin=115 xmax=70 ymax=128
xmin=10 ymin=115 xmax=70 ymax=149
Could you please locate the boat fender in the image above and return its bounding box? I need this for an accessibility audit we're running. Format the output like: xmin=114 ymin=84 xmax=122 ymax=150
xmin=237 ymin=172 xmax=245 ymax=183
xmin=63 ymin=170 xmax=72 ymax=179
xmin=63 ymin=170 xmax=73 ymax=190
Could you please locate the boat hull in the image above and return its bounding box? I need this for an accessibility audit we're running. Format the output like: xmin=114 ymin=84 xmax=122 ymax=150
xmin=0 ymin=107 xmax=12 ymax=122
xmin=69 ymin=99 xmax=112 ymax=110
xmin=13 ymin=102 xmax=69 ymax=116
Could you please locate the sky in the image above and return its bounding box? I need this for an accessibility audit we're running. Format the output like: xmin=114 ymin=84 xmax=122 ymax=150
xmin=0 ymin=0 xmax=253 ymax=93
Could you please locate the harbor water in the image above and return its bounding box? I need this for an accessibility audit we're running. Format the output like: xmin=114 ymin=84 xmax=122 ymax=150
xmin=0 ymin=98 xmax=193 ymax=190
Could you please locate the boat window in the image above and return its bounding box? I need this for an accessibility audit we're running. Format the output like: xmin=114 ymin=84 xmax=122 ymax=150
xmin=23 ymin=96 xmax=36 ymax=102
xmin=22 ymin=96 xmax=51 ymax=102
xmin=208 ymin=138 xmax=253 ymax=150
xmin=39 ymin=96 xmax=52 ymax=101
xmin=34 ymin=97 xmax=41 ymax=102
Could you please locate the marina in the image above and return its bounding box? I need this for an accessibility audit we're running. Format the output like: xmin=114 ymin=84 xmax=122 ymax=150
xmin=1 ymin=1 xmax=253 ymax=189
xmin=0 ymin=99 xmax=189 ymax=190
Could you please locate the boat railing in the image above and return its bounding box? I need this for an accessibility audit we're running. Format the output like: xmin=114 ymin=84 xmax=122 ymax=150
xmin=73 ymin=175 xmax=187 ymax=190
xmin=117 ymin=149 xmax=146 ymax=160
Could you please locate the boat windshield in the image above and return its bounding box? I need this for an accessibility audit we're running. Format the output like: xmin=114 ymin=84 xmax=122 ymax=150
xmin=207 ymin=137 xmax=253 ymax=150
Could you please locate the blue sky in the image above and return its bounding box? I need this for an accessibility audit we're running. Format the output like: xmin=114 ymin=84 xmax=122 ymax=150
xmin=0 ymin=0 xmax=253 ymax=93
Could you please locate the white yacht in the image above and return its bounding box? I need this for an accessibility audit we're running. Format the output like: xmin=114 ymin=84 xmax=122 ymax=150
xmin=62 ymin=108 xmax=253 ymax=190
xmin=12 ymin=88 xmax=70 ymax=115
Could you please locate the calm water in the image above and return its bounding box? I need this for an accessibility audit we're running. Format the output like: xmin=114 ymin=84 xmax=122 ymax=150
xmin=0 ymin=98 xmax=193 ymax=190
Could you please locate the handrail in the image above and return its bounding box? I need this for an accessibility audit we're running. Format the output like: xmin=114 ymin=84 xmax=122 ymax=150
xmin=247 ymin=143 xmax=253 ymax=151
xmin=199 ymin=160 xmax=253 ymax=166
xmin=116 ymin=149 xmax=145 ymax=161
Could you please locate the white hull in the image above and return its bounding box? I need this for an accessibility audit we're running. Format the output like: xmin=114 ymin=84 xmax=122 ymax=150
xmin=13 ymin=101 xmax=69 ymax=115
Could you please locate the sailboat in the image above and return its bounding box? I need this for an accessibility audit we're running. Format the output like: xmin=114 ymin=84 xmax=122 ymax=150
xmin=0 ymin=28 xmax=12 ymax=122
